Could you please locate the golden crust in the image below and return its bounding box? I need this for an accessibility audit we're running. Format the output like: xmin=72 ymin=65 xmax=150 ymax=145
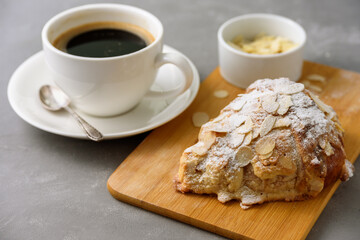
xmin=175 ymin=78 xmax=353 ymax=208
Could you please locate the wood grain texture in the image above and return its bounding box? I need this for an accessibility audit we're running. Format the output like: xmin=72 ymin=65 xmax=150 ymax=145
xmin=107 ymin=61 xmax=360 ymax=240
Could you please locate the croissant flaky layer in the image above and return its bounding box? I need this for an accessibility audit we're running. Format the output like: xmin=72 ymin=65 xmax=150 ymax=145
xmin=175 ymin=78 xmax=354 ymax=209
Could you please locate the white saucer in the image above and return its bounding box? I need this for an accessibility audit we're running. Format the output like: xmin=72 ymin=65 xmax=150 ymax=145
xmin=7 ymin=45 xmax=200 ymax=140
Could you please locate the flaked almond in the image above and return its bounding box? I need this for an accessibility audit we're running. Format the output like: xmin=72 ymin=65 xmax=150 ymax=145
xmin=274 ymin=117 xmax=292 ymax=128
xmin=237 ymin=117 xmax=254 ymax=134
xmin=307 ymin=74 xmax=326 ymax=82
xmin=259 ymin=150 xmax=273 ymax=160
xmin=260 ymin=115 xmax=276 ymax=137
xmin=212 ymin=113 xmax=227 ymax=123
xmin=252 ymin=128 xmax=260 ymax=139
xmin=335 ymin=122 xmax=345 ymax=132
xmin=229 ymin=115 xmax=247 ymax=128
xmin=255 ymin=136 xmax=276 ymax=155
xmin=227 ymin=41 xmax=243 ymax=51
xmin=235 ymin=146 xmax=254 ymax=167
xmin=214 ymin=90 xmax=229 ymax=98
xmin=327 ymin=110 xmax=336 ymax=121
xmin=324 ymin=141 xmax=334 ymax=156
xmin=231 ymin=99 xmax=246 ymax=111
xmin=308 ymin=85 xmax=323 ymax=92
xmin=303 ymin=80 xmax=323 ymax=92
xmin=210 ymin=124 xmax=232 ymax=133
xmin=262 ymin=94 xmax=279 ymax=114
xmin=198 ymin=127 xmax=216 ymax=144
xmin=192 ymin=112 xmax=209 ymax=127
xmin=191 ymin=142 xmax=209 ymax=156
xmin=302 ymin=80 xmax=311 ymax=87
xmin=278 ymin=155 xmax=294 ymax=170
xmin=277 ymin=95 xmax=293 ymax=115
xmin=242 ymin=131 xmax=253 ymax=146
xmin=229 ymin=132 xmax=245 ymax=148
xmin=210 ymin=117 xmax=239 ymax=133
xmin=279 ymin=83 xmax=304 ymax=94
xmin=196 ymin=129 xmax=217 ymax=153
xmin=308 ymin=91 xmax=332 ymax=114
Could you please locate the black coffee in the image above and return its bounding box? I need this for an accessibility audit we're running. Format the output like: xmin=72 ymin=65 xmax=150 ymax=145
xmin=53 ymin=22 xmax=154 ymax=58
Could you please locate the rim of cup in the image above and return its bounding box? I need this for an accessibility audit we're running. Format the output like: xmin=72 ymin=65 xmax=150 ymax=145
xmin=42 ymin=3 xmax=164 ymax=61
xmin=218 ymin=13 xmax=307 ymax=59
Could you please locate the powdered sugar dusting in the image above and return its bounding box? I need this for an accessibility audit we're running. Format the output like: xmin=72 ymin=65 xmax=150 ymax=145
xmin=249 ymin=79 xmax=332 ymax=149
xmin=311 ymin=157 xmax=321 ymax=165
xmin=289 ymin=92 xmax=329 ymax=147
xmin=206 ymin=78 xmax=337 ymax=151
xmin=180 ymin=78 xmax=350 ymax=207
xmin=345 ymin=159 xmax=354 ymax=179
xmin=201 ymin=78 xmax=342 ymax=158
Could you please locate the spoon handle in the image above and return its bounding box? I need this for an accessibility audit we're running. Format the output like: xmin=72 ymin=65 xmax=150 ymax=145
xmin=64 ymin=106 xmax=103 ymax=141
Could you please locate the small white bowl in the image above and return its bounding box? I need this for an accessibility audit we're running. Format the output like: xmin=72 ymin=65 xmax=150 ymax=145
xmin=218 ymin=13 xmax=306 ymax=88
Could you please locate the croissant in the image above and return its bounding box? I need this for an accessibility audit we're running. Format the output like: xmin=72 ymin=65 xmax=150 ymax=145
xmin=175 ymin=78 xmax=354 ymax=209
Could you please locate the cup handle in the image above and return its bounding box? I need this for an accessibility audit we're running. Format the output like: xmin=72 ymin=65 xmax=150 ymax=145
xmin=144 ymin=52 xmax=193 ymax=99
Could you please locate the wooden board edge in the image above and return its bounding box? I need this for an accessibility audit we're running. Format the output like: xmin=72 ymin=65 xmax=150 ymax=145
xmin=300 ymin=180 xmax=342 ymax=240
xmin=107 ymin=179 xmax=253 ymax=240
xmin=107 ymin=161 xmax=350 ymax=240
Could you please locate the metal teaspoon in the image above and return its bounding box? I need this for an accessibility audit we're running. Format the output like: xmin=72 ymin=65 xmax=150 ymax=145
xmin=39 ymin=85 xmax=103 ymax=141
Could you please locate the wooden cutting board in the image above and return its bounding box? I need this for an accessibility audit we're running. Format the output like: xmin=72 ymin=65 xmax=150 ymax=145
xmin=107 ymin=61 xmax=360 ymax=240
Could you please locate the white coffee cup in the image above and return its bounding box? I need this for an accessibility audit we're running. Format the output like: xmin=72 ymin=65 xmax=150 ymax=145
xmin=42 ymin=4 xmax=193 ymax=117
xmin=218 ymin=14 xmax=306 ymax=88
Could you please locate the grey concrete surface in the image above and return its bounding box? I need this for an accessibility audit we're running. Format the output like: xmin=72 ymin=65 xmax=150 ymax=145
xmin=1 ymin=0 xmax=359 ymax=239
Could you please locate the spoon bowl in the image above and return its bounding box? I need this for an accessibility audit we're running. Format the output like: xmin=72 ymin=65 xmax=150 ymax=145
xmin=39 ymin=85 xmax=103 ymax=141
xmin=39 ymin=85 xmax=70 ymax=111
